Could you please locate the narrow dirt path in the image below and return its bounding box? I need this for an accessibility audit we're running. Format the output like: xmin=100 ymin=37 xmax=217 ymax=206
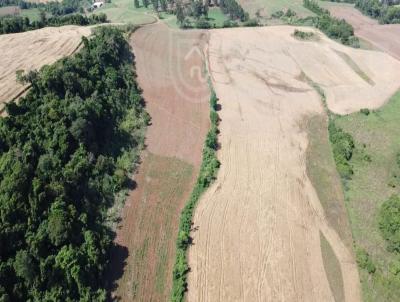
xmin=186 ymin=26 xmax=384 ymax=302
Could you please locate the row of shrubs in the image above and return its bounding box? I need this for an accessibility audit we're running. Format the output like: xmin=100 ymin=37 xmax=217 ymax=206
xmin=303 ymin=0 xmax=359 ymax=47
xmin=328 ymin=119 xmax=355 ymax=180
xmin=171 ymin=88 xmax=220 ymax=301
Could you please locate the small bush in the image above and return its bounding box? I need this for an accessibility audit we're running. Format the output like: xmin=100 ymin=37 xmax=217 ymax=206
xmin=285 ymin=8 xmax=297 ymax=17
xmin=222 ymin=19 xmax=238 ymax=28
xmin=243 ymin=18 xmax=259 ymax=27
xmin=360 ymin=108 xmax=370 ymax=115
xmin=195 ymin=17 xmax=211 ymax=29
xmin=379 ymin=195 xmax=400 ymax=253
xmin=293 ymin=29 xmax=317 ymax=40
xmin=271 ymin=10 xmax=284 ymax=18
xmin=356 ymin=247 xmax=376 ymax=274
xmin=328 ymin=120 xmax=355 ymax=179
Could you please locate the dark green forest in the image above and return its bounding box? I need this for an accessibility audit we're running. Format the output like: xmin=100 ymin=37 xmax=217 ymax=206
xmin=0 ymin=13 xmax=107 ymax=35
xmin=0 ymin=26 xmax=148 ymax=301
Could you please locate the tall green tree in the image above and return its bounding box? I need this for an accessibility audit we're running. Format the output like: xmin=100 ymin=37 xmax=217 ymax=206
xmin=176 ymin=1 xmax=185 ymax=25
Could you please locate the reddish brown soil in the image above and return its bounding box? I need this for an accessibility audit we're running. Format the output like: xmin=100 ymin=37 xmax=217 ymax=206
xmin=109 ymin=23 xmax=210 ymax=301
xmin=325 ymin=4 xmax=400 ymax=60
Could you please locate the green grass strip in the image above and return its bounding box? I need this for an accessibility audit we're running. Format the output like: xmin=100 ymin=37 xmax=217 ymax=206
xmin=171 ymin=87 xmax=220 ymax=302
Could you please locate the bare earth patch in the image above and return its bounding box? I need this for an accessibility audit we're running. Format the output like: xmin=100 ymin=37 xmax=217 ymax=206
xmin=322 ymin=3 xmax=400 ymax=61
xmin=109 ymin=23 xmax=210 ymax=301
xmin=186 ymin=26 xmax=396 ymax=302
xmin=0 ymin=26 xmax=91 ymax=110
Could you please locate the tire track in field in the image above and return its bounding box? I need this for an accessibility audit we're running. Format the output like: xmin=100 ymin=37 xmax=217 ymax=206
xmin=188 ymin=27 xmax=363 ymax=302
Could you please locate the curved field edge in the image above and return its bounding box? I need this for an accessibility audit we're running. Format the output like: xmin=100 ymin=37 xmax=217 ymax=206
xmin=332 ymin=90 xmax=400 ymax=301
xmin=171 ymin=87 xmax=220 ymax=302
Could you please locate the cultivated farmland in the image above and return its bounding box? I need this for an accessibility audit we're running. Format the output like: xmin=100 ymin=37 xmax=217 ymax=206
xmin=187 ymin=26 xmax=400 ymax=302
xmin=109 ymin=23 xmax=210 ymax=302
xmin=0 ymin=25 xmax=91 ymax=111
xmin=321 ymin=2 xmax=400 ymax=60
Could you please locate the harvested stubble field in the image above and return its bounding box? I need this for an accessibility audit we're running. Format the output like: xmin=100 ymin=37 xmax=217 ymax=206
xmin=187 ymin=26 xmax=400 ymax=302
xmin=0 ymin=26 xmax=91 ymax=111
xmin=109 ymin=23 xmax=210 ymax=301
xmin=321 ymin=2 xmax=400 ymax=60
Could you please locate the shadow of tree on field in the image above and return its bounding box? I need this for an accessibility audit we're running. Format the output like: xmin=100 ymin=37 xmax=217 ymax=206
xmin=105 ymin=244 xmax=129 ymax=302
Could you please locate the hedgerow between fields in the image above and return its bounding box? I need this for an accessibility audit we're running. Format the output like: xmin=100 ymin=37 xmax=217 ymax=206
xmin=171 ymin=88 xmax=220 ymax=302
xmin=303 ymin=0 xmax=359 ymax=47
xmin=0 ymin=26 xmax=149 ymax=301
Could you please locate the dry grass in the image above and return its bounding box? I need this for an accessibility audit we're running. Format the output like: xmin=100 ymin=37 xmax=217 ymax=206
xmin=335 ymin=90 xmax=400 ymax=301
xmin=0 ymin=25 xmax=91 ymax=111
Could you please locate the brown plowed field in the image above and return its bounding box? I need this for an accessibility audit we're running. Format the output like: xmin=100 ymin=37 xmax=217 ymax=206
xmin=109 ymin=23 xmax=210 ymax=301
xmin=322 ymin=3 xmax=400 ymax=60
xmin=187 ymin=26 xmax=400 ymax=302
xmin=0 ymin=26 xmax=91 ymax=110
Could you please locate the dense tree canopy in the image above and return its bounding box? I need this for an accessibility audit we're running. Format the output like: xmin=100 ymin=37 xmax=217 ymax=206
xmin=0 ymin=26 xmax=148 ymax=301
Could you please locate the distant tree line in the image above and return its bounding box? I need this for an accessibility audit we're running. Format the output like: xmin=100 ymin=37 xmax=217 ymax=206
xmin=0 ymin=26 xmax=149 ymax=302
xmin=133 ymin=0 xmax=248 ymax=28
xmin=0 ymin=0 xmax=85 ymax=16
xmin=0 ymin=13 xmax=107 ymax=35
xmin=0 ymin=0 xmax=40 ymax=9
xmin=303 ymin=0 xmax=359 ymax=46
xmin=355 ymin=0 xmax=400 ymax=23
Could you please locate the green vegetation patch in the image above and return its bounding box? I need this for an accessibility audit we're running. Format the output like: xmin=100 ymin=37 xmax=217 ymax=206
xmin=0 ymin=27 xmax=149 ymax=301
xmin=293 ymin=28 xmax=319 ymax=40
xmin=332 ymin=90 xmax=400 ymax=301
xmin=320 ymin=232 xmax=346 ymax=302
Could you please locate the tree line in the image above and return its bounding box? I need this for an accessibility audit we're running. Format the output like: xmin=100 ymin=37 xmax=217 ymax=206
xmin=303 ymin=0 xmax=359 ymax=46
xmin=0 ymin=0 xmax=84 ymax=16
xmin=355 ymin=0 xmax=400 ymax=24
xmin=0 ymin=26 xmax=149 ymax=301
xmin=0 ymin=13 xmax=107 ymax=35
